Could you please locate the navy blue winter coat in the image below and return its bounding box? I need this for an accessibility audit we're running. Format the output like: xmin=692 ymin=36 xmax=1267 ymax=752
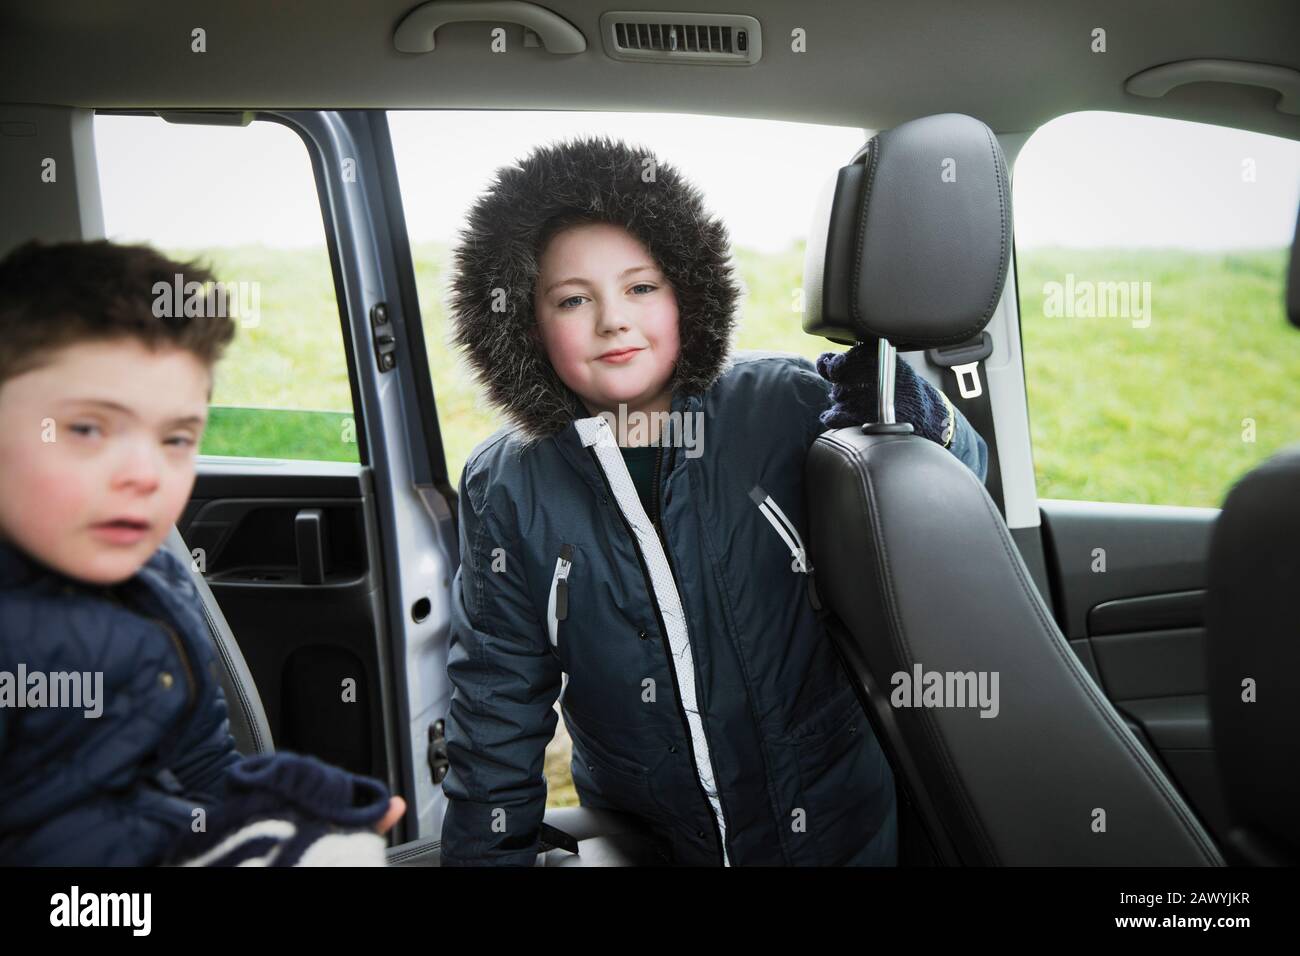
xmin=440 ymin=351 xmax=987 ymax=866
xmin=0 ymin=538 xmax=242 ymax=865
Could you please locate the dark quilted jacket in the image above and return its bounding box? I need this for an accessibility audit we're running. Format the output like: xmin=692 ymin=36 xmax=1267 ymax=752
xmin=0 ymin=538 xmax=242 ymax=865
xmin=441 ymin=353 xmax=988 ymax=865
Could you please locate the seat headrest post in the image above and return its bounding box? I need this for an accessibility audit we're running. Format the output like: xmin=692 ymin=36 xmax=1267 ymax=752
xmin=862 ymin=339 xmax=915 ymax=435
xmin=877 ymin=338 xmax=897 ymax=424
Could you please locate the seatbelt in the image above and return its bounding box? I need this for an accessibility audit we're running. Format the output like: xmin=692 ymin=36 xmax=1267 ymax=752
xmin=925 ymin=332 xmax=1005 ymax=518
xmin=537 ymin=821 xmax=580 ymax=855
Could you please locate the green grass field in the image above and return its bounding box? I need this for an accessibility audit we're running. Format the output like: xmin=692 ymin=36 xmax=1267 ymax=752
xmin=1016 ymin=247 xmax=1296 ymax=507
xmin=181 ymin=239 xmax=1296 ymax=808
xmin=193 ymin=240 xmax=1298 ymax=509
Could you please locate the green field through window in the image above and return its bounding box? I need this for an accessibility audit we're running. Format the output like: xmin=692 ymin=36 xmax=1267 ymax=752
xmin=200 ymin=406 xmax=360 ymax=463
xmin=185 ymin=241 xmax=1297 ymax=506
xmin=1017 ymin=247 xmax=1296 ymax=507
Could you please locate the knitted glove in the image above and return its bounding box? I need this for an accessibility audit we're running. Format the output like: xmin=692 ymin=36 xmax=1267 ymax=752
xmin=163 ymin=751 xmax=392 ymax=867
xmin=816 ymin=344 xmax=955 ymax=448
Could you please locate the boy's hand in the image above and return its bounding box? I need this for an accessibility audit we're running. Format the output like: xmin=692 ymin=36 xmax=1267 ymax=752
xmin=375 ymin=796 xmax=406 ymax=835
xmin=816 ymin=342 xmax=954 ymax=447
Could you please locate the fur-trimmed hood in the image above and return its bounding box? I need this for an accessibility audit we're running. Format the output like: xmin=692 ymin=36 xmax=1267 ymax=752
xmin=444 ymin=134 xmax=742 ymax=449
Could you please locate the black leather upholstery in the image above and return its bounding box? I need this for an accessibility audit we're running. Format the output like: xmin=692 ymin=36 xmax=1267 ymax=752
xmin=802 ymin=114 xmax=1223 ymax=865
xmin=1206 ymin=441 xmax=1300 ymax=865
xmin=1204 ymin=200 xmax=1300 ymax=865
xmin=807 ymin=432 xmax=1223 ymax=864
xmin=802 ymin=112 xmax=1011 ymax=350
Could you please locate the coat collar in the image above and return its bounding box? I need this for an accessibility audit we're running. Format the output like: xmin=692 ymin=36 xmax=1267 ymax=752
xmin=0 ymin=534 xmax=175 ymax=609
xmin=550 ymin=386 xmax=705 ymax=498
xmin=0 ymin=535 xmax=71 ymax=591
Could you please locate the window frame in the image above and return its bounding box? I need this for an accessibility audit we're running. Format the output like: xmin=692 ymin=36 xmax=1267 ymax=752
xmin=91 ymin=108 xmax=370 ymax=468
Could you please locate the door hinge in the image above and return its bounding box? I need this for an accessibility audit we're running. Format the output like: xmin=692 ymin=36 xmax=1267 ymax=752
xmin=428 ymin=718 xmax=449 ymax=784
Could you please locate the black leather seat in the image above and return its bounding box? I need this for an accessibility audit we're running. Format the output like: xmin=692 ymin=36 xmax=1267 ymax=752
xmin=800 ymin=113 xmax=1224 ymax=865
xmin=1204 ymin=204 xmax=1300 ymax=867
xmin=163 ymin=526 xmax=664 ymax=866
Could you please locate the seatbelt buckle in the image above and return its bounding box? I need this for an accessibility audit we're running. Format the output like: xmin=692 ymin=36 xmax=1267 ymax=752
xmin=952 ymin=362 xmax=983 ymax=399
xmin=926 ymin=332 xmax=993 ymax=401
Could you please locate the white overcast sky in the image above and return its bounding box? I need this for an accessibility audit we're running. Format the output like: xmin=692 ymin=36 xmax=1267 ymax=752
xmin=96 ymin=109 xmax=1300 ymax=254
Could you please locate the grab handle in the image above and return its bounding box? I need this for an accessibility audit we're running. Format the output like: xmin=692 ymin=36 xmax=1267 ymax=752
xmin=394 ymin=1 xmax=587 ymax=54
xmin=1126 ymin=59 xmax=1300 ymax=115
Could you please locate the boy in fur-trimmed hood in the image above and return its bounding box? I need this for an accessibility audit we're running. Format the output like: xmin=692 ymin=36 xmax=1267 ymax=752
xmin=440 ymin=134 xmax=986 ymax=866
xmin=447 ymin=134 xmax=741 ymax=449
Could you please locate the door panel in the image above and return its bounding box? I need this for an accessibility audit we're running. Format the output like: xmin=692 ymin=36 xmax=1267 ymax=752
xmin=1038 ymin=498 xmax=1231 ymax=846
xmin=180 ymin=460 xmax=396 ymax=785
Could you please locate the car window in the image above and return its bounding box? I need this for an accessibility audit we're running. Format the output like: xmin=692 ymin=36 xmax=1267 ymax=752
xmin=93 ymin=114 xmax=358 ymax=463
xmin=1013 ymin=110 xmax=1300 ymax=507
xmin=386 ymin=109 xmax=868 ymax=489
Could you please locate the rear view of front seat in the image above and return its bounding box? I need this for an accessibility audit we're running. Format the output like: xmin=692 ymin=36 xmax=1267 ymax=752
xmin=801 ymin=113 xmax=1224 ymax=865
xmin=1204 ymin=203 xmax=1300 ymax=866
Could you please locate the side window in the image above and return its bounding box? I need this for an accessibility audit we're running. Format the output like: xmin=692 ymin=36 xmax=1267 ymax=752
xmin=1013 ymin=111 xmax=1300 ymax=506
xmin=387 ymin=110 xmax=867 ymax=487
xmin=93 ymin=114 xmax=358 ymax=463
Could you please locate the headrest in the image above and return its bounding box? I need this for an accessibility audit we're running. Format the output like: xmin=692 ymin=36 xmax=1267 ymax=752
xmin=803 ymin=113 xmax=1012 ymax=349
xmin=1288 ymin=200 xmax=1299 ymax=330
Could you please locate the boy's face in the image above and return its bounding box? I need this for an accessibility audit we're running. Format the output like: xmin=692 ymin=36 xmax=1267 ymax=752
xmin=533 ymin=222 xmax=680 ymax=419
xmin=0 ymin=338 xmax=211 ymax=585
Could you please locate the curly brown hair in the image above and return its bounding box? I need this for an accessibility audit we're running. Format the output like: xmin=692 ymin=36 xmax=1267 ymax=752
xmin=0 ymin=239 xmax=238 ymax=392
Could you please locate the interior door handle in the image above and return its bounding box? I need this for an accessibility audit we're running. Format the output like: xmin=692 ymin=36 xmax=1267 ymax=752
xmin=295 ymin=508 xmax=331 ymax=585
xmin=393 ymin=1 xmax=588 ymax=54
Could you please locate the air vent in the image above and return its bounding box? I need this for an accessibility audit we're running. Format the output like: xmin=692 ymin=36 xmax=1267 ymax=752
xmin=599 ymin=12 xmax=761 ymax=65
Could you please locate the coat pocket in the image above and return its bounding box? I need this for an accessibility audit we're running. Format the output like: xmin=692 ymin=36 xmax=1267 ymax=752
xmin=565 ymin=709 xmax=670 ymax=827
xmin=750 ymin=484 xmax=825 ymax=612
xmin=776 ymin=686 xmax=895 ymax=865
xmin=546 ymin=543 xmax=574 ymax=649
xmin=749 ymin=484 xmax=813 ymax=575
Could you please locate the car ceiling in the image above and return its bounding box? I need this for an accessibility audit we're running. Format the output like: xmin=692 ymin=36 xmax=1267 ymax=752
xmin=1 ymin=0 xmax=1298 ymax=139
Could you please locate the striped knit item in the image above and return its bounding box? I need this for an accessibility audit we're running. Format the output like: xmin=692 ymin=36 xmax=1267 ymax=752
xmin=165 ymin=752 xmax=391 ymax=867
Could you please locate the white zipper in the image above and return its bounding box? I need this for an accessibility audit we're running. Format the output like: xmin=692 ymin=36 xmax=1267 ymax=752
xmin=574 ymin=415 xmax=732 ymax=867
xmin=749 ymin=484 xmax=813 ymax=574
xmin=546 ymin=544 xmax=573 ymax=648
xmin=547 ymin=544 xmax=573 ymax=707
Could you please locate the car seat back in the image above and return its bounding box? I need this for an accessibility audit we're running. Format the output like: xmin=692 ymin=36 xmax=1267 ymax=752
xmin=801 ymin=113 xmax=1224 ymax=865
xmin=1204 ymin=203 xmax=1300 ymax=866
